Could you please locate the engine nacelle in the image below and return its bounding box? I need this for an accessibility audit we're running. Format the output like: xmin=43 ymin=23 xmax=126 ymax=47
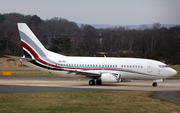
xmin=101 ymin=73 xmax=121 ymax=83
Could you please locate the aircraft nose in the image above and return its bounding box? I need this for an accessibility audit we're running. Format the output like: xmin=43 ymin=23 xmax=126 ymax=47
xmin=170 ymin=68 xmax=177 ymax=77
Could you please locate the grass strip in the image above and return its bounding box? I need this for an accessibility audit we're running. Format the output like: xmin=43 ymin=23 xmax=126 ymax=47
xmin=169 ymin=65 xmax=180 ymax=70
xmin=0 ymin=91 xmax=180 ymax=113
xmin=0 ymin=67 xmax=38 ymax=71
xmin=170 ymin=72 xmax=180 ymax=79
xmin=178 ymin=93 xmax=180 ymax=98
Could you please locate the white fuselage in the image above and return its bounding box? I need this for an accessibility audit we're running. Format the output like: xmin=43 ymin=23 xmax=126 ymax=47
xmin=17 ymin=23 xmax=177 ymax=86
xmin=22 ymin=56 xmax=177 ymax=80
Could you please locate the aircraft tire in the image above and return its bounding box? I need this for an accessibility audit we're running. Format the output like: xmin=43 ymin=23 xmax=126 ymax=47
xmin=152 ymin=82 xmax=157 ymax=87
xmin=96 ymin=80 xmax=102 ymax=85
xmin=89 ymin=80 xmax=95 ymax=85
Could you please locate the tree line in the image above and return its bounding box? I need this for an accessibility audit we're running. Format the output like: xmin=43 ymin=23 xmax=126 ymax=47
xmin=0 ymin=13 xmax=180 ymax=64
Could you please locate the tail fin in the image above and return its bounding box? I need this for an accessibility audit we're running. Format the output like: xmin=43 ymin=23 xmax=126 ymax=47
xmin=17 ymin=23 xmax=64 ymax=59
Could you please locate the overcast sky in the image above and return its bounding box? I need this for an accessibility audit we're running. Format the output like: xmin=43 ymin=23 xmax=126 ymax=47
xmin=1 ymin=0 xmax=180 ymax=25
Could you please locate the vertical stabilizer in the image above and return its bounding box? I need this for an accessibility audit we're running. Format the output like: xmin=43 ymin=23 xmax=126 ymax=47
xmin=17 ymin=23 xmax=64 ymax=59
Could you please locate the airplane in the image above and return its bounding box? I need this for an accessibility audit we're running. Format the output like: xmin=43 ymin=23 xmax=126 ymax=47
xmin=6 ymin=23 xmax=177 ymax=87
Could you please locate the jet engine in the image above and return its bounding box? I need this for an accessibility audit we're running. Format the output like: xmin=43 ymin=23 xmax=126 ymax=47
xmin=101 ymin=73 xmax=121 ymax=83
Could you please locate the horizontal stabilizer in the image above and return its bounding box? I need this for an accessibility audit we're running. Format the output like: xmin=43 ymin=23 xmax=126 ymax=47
xmin=4 ymin=55 xmax=35 ymax=61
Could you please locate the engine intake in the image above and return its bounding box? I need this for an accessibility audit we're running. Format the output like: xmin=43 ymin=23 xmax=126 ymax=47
xmin=101 ymin=73 xmax=121 ymax=83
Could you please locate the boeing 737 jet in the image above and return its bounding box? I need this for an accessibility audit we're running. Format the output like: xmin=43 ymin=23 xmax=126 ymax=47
xmin=6 ymin=23 xmax=177 ymax=87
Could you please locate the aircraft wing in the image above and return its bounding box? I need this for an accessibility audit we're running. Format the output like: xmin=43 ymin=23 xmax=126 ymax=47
xmin=63 ymin=68 xmax=101 ymax=77
xmin=4 ymin=55 xmax=35 ymax=61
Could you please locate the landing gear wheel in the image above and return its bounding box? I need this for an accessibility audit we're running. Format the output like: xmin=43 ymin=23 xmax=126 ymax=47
xmin=96 ymin=80 xmax=102 ymax=85
xmin=152 ymin=82 xmax=157 ymax=87
xmin=89 ymin=80 xmax=95 ymax=85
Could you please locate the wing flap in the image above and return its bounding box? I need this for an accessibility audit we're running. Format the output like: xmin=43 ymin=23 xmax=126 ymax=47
xmin=64 ymin=68 xmax=101 ymax=77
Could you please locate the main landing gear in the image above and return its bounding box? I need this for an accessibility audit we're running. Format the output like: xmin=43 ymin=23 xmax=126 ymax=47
xmin=89 ymin=79 xmax=102 ymax=85
xmin=152 ymin=82 xmax=157 ymax=87
xmin=89 ymin=80 xmax=95 ymax=85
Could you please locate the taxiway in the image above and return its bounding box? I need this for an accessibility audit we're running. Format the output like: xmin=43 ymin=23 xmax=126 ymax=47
xmin=0 ymin=76 xmax=180 ymax=106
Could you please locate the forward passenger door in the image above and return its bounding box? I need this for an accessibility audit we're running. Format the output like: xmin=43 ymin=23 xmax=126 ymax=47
xmin=147 ymin=63 xmax=152 ymax=73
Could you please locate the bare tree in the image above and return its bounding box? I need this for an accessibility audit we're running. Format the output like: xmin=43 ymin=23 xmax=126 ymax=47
xmin=145 ymin=35 xmax=160 ymax=54
xmin=153 ymin=23 xmax=161 ymax=29
xmin=71 ymin=31 xmax=81 ymax=52
xmin=128 ymin=37 xmax=134 ymax=52
xmin=120 ymin=35 xmax=127 ymax=52
xmin=141 ymin=24 xmax=148 ymax=30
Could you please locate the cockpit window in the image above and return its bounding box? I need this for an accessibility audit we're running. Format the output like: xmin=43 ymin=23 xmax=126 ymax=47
xmin=159 ymin=65 xmax=168 ymax=68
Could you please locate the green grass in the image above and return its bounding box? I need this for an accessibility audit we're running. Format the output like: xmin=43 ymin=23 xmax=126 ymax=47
xmin=169 ymin=65 xmax=180 ymax=70
xmin=170 ymin=72 xmax=180 ymax=79
xmin=178 ymin=93 xmax=180 ymax=98
xmin=0 ymin=91 xmax=180 ymax=113
xmin=0 ymin=67 xmax=38 ymax=71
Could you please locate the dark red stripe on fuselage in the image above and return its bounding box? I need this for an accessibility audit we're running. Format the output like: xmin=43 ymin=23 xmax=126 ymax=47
xmin=21 ymin=41 xmax=59 ymax=68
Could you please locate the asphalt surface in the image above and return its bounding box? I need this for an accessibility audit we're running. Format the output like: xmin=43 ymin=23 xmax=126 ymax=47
xmin=0 ymin=76 xmax=180 ymax=106
xmin=152 ymin=91 xmax=180 ymax=106
xmin=0 ymin=85 xmax=132 ymax=93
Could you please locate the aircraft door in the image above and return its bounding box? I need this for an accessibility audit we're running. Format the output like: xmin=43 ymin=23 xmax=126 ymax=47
xmin=147 ymin=63 xmax=152 ymax=73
